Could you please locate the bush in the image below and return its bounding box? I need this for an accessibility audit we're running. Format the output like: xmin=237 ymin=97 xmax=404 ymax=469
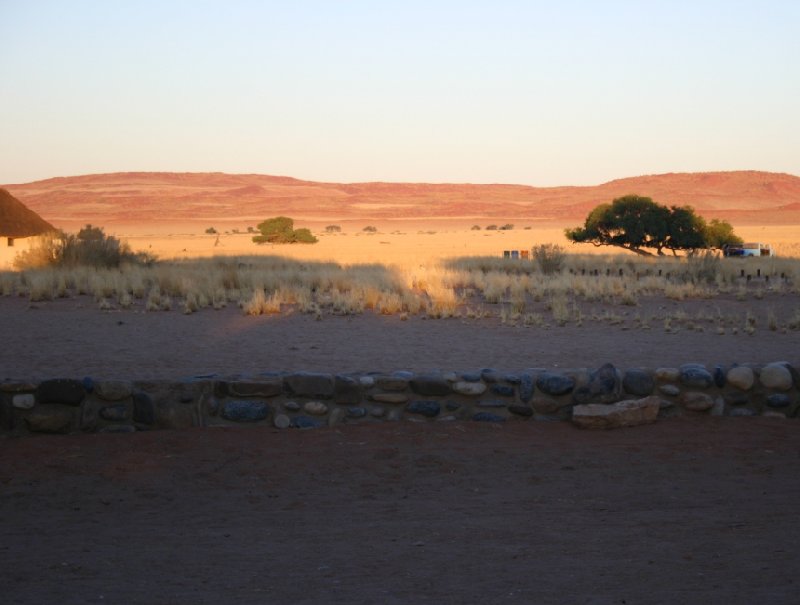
xmin=363 ymin=226 xmax=377 ymax=233
xmin=471 ymin=225 xmax=481 ymax=231
xmin=486 ymin=224 xmax=498 ymax=231
xmin=205 ymin=227 xmax=217 ymax=234
xmin=252 ymin=216 xmax=318 ymax=244
xmin=325 ymin=225 xmax=342 ymax=233
xmin=499 ymin=224 xmax=514 ymax=231
xmin=14 ymin=224 xmax=155 ymax=269
xmin=531 ymin=244 xmax=566 ymax=275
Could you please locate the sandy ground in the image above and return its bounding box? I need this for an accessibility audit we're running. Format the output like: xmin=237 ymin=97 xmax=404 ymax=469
xmin=1 ymin=293 xmax=799 ymax=381
xmin=2 ymin=418 xmax=799 ymax=604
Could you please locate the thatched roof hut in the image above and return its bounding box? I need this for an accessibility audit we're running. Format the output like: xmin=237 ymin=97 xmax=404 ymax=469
xmin=0 ymin=189 xmax=55 ymax=238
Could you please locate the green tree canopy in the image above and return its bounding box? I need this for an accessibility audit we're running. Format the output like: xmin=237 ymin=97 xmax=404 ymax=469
xmin=252 ymin=216 xmax=318 ymax=244
xmin=565 ymin=195 xmax=740 ymax=256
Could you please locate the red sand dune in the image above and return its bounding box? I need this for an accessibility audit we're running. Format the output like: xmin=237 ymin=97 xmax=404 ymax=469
xmin=4 ymin=170 xmax=800 ymax=230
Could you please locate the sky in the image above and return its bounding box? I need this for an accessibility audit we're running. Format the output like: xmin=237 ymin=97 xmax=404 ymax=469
xmin=1 ymin=0 xmax=798 ymax=186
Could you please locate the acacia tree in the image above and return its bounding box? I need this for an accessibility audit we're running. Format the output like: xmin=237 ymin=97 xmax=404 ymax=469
xmin=252 ymin=216 xmax=317 ymax=244
xmin=565 ymin=195 xmax=740 ymax=256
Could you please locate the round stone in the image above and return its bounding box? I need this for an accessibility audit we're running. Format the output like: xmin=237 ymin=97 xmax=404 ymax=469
xmin=273 ymin=414 xmax=291 ymax=429
xmin=727 ymin=366 xmax=755 ymax=391
xmin=679 ymin=391 xmax=714 ymax=412
xmin=759 ymin=364 xmax=793 ymax=391
xmin=622 ymin=369 xmax=654 ymax=396
xmin=766 ymin=394 xmax=792 ymax=408
xmin=303 ymin=401 xmax=329 ymax=416
xmin=679 ymin=365 xmax=713 ymax=389
xmin=12 ymin=394 xmax=35 ymax=409
xmin=453 ymin=381 xmax=487 ymax=396
xmin=659 ymin=384 xmax=680 ymax=397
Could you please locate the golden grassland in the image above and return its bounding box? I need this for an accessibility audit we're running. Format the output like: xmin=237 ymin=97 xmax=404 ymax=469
xmin=2 ymin=221 xmax=800 ymax=335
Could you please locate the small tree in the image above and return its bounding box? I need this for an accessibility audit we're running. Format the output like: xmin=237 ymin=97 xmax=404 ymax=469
xmin=499 ymin=223 xmax=514 ymax=231
xmin=704 ymin=218 xmax=743 ymax=251
xmin=531 ymin=244 xmax=566 ymax=275
xmin=325 ymin=225 xmax=342 ymax=233
xmin=252 ymin=216 xmax=318 ymax=244
xmin=205 ymin=227 xmax=217 ymax=234
xmin=362 ymin=225 xmax=377 ymax=233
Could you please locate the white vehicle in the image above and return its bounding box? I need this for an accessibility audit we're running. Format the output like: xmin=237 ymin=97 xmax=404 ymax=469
xmin=723 ymin=242 xmax=774 ymax=257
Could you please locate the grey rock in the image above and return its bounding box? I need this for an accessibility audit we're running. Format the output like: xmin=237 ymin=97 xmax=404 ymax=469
xmin=36 ymin=379 xmax=85 ymax=406
xmin=759 ymin=364 xmax=793 ymax=391
xmin=537 ymin=372 xmax=576 ymax=396
xmin=622 ymin=369 xmax=654 ymax=396
xmin=273 ymin=414 xmax=291 ymax=429
xmin=727 ymin=366 xmax=755 ymax=391
xmin=0 ymin=381 xmax=37 ymax=393
xmin=766 ymin=394 xmax=792 ymax=408
xmin=519 ymin=374 xmax=534 ymax=403
xmin=713 ymin=366 xmax=726 ymax=388
xmin=679 ymin=391 xmax=715 ymax=412
xmin=654 ymin=367 xmax=680 ymax=382
xmin=132 ymin=392 xmax=156 ymax=425
xmin=729 ymin=407 xmax=757 ymax=417
xmin=460 ymin=372 xmax=483 ymax=383
xmin=452 ymin=381 xmax=487 ymax=396
xmin=710 ymin=397 xmax=727 ymax=416
xmin=328 ymin=408 xmax=346 ymax=426
xmin=222 ymin=400 xmax=270 ymax=422
xmin=347 ymin=407 xmax=368 ymax=419
xmin=369 ymin=405 xmax=386 ymax=418
xmin=359 ymin=375 xmax=375 ymax=387
xmin=393 ymin=370 xmax=414 ymax=380
xmin=490 ymin=384 xmax=515 ymax=397
xmin=508 ymin=404 xmax=534 ymax=417
xmin=100 ymin=404 xmax=128 ymax=422
xmin=445 ymin=401 xmax=461 ymax=411
xmin=762 ymin=411 xmax=787 ymax=419
xmin=409 ymin=374 xmax=452 ymax=396
xmin=25 ymin=405 xmax=75 ymax=434
xmin=283 ymin=372 xmax=335 ymax=398
xmin=480 ymin=369 xmax=502 ymax=383
xmin=12 ymin=394 xmax=35 ymax=410
xmin=572 ymin=364 xmax=621 ymax=404
xmin=679 ymin=365 xmax=713 ymax=389
xmin=303 ymin=401 xmax=329 ymax=416
xmin=504 ymin=374 xmax=521 ymax=384
xmin=334 ymin=375 xmax=362 ymax=404
xmin=406 ymin=401 xmax=441 ymax=418
xmin=659 ymin=384 xmax=680 ymax=397
xmin=95 ymin=380 xmax=133 ymax=401
xmin=477 ymin=400 xmax=506 ymax=408
xmin=572 ymin=396 xmax=660 ymax=430
xmin=283 ymin=401 xmax=301 ymax=411
xmin=472 ymin=412 xmax=505 ymax=422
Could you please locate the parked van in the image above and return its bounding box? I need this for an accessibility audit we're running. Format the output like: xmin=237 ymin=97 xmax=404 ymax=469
xmin=723 ymin=242 xmax=774 ymax=257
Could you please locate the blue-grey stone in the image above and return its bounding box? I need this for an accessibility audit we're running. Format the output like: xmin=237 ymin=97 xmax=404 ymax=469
xmin=480 ymin=369 xmax=502 ymax=383
xmin=572 ymin=364 xmax=621 ymax=404
xmin=461 ymin=372 xmax=483 ymax=383
xmin=133 ymin=392 xmax=156 ymax=425
xmin=679 ymin=365 xmax=714 ymax=389
xmin=284 ymin=372 xmax=335 ymax=399
xmin=36 ymin=379 xmax=86 ymax=406
xmin=508 ymin=405 xmax=533 ymax=417
xmin=622 ymin=369 xmax=654 ymax=397
xmin=445 ymin=401 xmax=461 ymax=411
xmin=490 ymin=384 xmax=515 ymax=397
xmin=504 ymin=374 xmax=521 ymax=385
xmin=227 ymin=379 xmax=283 ymax=398
xmin=477 ymin=400 xmax=506 ymax=408
xmin=519 ymin=374 xmax=534 ymax=403
xmin=291 ymin=415 xmax=324 ymax=429
xmin=409 ymin=374 xmax=452 ymax=396
xmin=537 ymin=372 xmax=576 ymax=396
xmin=406 ymin=401 xmax=441 ymax=418
xmin=766 ymin=394 xmax=792 ymax=408
xmin=472 ymin=412 xmax=505 ymax=422
xmin=222 ymin=400 xmax=270 ymax=422
xmin=100 ymin=404 xmax=127 ymax=422
xmin=347 ymin=407 xmax=368 ymax=418
xmin=393 ymin=370 xmax=415 ymax=380
xmin=729 ymin=407 xmax=757 ymax=417
xmin=82 ymin=376 xmax=94 ymax=393
xmin=713 ymin=366 xmax=726 ymax=388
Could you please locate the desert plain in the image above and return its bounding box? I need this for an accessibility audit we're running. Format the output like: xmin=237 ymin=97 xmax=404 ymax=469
xmin=2 ymin=171 xmax=800 ymax=604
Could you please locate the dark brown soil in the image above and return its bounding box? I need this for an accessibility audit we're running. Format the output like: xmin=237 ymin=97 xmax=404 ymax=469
xmin=2 ymin=418 xmax=799 ymax=604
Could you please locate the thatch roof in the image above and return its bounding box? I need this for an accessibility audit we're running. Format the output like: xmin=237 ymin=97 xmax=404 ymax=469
xmin=0 ymin=189 xmax=56 ymax=237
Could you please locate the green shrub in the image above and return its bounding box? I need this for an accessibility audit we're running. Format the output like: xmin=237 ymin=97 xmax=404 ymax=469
xmin=531 ymin=243 xmax=566 ymax=275
xmin=252 ymin=216 xmax=318 ymax=244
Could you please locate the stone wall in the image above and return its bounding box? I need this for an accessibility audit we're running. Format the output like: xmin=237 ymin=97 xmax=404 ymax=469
xmin=1 ymin=362 xmax=798 ymax=435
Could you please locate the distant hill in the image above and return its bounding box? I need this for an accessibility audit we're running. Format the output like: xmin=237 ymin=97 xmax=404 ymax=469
xmin=0 ymin=188 xmax=56 ymax=237
xmin=4 ymin=170 xmax=800 ymax=229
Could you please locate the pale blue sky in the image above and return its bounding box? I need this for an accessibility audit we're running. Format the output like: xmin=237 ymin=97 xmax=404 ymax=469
xmin=1 ymin=1 xmax=797 ymax=185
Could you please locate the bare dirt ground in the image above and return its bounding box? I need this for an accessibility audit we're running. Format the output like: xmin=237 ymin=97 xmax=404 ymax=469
xmin=2 ymin=419 xmax=799 ymax=604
